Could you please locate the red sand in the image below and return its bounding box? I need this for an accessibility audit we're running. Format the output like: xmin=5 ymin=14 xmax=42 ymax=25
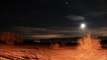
xmin=0 ymin=45 xmax=106 ymax=60
xmin=0 ymin=35 xmax=107 ymax=60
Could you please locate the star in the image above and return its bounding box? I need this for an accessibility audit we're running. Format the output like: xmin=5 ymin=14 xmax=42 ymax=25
xmin=65 ymin=2 xmax=68 ymax=4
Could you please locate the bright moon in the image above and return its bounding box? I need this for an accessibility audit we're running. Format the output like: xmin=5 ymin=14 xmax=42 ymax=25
xmin=80 ymin=23 xmax=86 ymax=29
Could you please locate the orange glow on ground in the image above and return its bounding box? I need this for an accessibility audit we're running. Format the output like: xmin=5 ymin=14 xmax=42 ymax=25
xmin=0 ymin=35 xmax=107 ymax=60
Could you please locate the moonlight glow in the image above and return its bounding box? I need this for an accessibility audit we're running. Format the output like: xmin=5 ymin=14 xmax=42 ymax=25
xmin=80 ymin=23 xmax=86 ymax=29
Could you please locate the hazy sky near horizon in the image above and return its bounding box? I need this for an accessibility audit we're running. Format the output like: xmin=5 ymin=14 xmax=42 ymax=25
xmin=1 ymin=0 xmax=107 ymax=38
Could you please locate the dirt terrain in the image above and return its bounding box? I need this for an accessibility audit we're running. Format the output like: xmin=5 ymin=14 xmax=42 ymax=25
xmin=0 ymin=35 xmax=107 ymax=60
xmin=0 ymin=44 xmax=107 ymax=60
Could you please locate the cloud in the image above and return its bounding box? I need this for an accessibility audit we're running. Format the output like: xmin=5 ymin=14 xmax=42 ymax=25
xmin=4 ymin=26 xmax=107 ymax=39
xmin=31 ymin=34 xmax=67 ymax=39
xmin=10 ymin=26 xmax=47 ymax=32
xmin=66 ymin=15 xmax=85 ymax=21
xmin=88 ymin=27 xmax=107 ymax=36
xmin=85 ymin=11 xmax=107 ymax=17
xmin=8 ymin=26 xmax=47 ymax=35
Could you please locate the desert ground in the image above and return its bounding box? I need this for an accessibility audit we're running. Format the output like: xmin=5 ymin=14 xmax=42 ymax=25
xmin=0 ymin=44 xmax=107 ymax=60
xmin=0 ymin=35 xmax=107 ymax=60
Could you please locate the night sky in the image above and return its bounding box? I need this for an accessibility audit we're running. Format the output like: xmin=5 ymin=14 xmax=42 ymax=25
xmin=1 ymin=0 xmax=107 ymax=38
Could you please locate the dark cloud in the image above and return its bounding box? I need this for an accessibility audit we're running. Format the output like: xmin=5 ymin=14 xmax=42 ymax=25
xmin=66 ymin=15 xmax=85 ymax=21
xmin=85 ymin=11 xmax=107 ymax=18
xmin=2 ymin=26 xmax=107 ymax=39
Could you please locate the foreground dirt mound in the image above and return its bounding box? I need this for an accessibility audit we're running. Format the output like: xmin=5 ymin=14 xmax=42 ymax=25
xmin=50 ymin=43 xmax=60 ymax=49
xmin=0 ymin=45 xmax=38 ymax=60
